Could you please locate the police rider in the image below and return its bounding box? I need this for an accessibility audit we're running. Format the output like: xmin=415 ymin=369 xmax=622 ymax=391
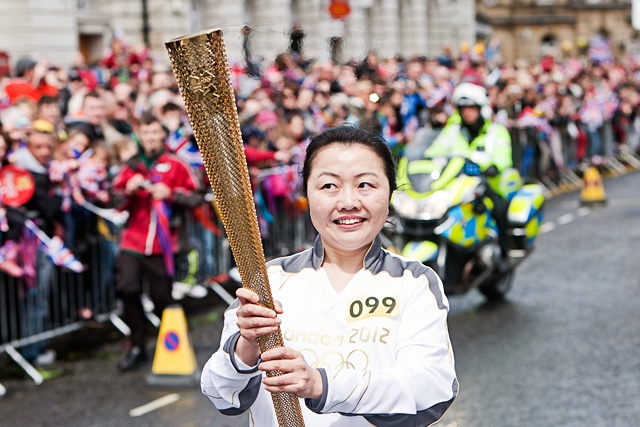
xmin=422 ymin=82 xmax=513 ymax=267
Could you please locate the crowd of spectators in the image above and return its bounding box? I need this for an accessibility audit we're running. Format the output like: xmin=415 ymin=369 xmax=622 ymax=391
xmin=2 ymin=32 xmax=640 ymax=365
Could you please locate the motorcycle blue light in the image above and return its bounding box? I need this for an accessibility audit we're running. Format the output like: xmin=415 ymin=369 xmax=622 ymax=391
xmin=464 ymin=162 xmax=481 ymax=176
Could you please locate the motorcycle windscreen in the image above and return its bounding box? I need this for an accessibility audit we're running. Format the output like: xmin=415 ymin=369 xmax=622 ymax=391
xmin=406 ymin=157 xmax=466 ymax=193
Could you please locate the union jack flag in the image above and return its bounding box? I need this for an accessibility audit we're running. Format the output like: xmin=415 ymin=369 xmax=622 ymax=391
xmin=579 ymin=103 xmax=604 ymax=129
xmin=23 ymin=219 xmax=84 ymax=273
xmin=589 ymin=34 xmax=613 ymax=65
xmin=45 ymin=236 xmax=84 ymax=273
xmin=165 ymin=128 xmax=203 ymax=170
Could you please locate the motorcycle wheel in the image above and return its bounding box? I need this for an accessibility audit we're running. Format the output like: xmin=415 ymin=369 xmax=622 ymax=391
xmin=479 ymin=269 xmax=515 ymax=301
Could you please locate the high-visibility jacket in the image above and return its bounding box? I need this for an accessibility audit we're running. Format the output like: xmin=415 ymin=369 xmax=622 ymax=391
xmin=423 ymin=111 xmax=513 ymax=173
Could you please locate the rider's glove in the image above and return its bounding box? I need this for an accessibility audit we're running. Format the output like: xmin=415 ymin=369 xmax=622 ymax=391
xmin=484 ymin=165 xmax=499 ymax=177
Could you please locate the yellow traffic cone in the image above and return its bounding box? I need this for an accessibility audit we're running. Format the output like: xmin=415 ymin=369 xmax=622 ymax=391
xmin=146 ymin=304 xmax=200 ymax=387
xmin=580 ymin=166 xmax=607 ymax=206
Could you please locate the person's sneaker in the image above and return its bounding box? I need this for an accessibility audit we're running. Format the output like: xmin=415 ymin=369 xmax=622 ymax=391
xmin=34 ymin=349 xmax=57 ymax=366
xmin=172 ymin=282 xmax=192 ymax=300
xmin=141 ymin=293 xmax=155 ymax=313
xmin=117 ymin=346 xmax=148 ymax=372
xmin=186 ymin=284 xmax=208 ymax=299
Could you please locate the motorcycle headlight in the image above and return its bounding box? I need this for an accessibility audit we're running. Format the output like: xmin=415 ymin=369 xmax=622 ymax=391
xmin=392 ymin=190 xmax=451 ymax=220
xmin=422 ymin=191 xmax=451 ymax=219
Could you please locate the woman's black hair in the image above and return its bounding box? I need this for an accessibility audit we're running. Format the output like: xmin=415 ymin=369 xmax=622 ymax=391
xmin=301 ymin=125 xmax=397 ymax=198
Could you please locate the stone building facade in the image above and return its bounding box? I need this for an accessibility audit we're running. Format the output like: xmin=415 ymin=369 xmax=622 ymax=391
xmin=476 ymin=0 xmax=635 ymax=64
xmin=0 ymin=0 xmax=476 ymax=70
xmin=0 ymin=0 xmax=636 ymax=71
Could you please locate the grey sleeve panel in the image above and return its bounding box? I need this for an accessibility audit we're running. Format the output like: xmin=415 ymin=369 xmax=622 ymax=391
xmin=269 ymin=234 xmax=323 ymax=272
xmin=423 ymin=266 xmax=448 ymax=310
xmin=223 ymin=331 xmax=261 ymax=374
xmin=360 ymin=395 xmax=456 ymax=426
xmin=304 ymin=368 xmax=328 ymax=413
xmin=227 ymin=298 xmax=241 ymax=310
xmin=367 ymin=241 xmax=448 ymax=310
xmin=218 ymin=331 xmax=263 ymax=415
xmin=218 ymin=375 xmax=263 ymax=416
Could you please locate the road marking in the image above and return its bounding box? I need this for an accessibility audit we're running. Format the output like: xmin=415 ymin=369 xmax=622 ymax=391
xmin=577 ymin=207 xmax=591 ymax=217
xmin=556 ymin=213 xmax=575 ymax=225
xmin=542 ymin=194 xmax=640 ymax=233
xmin=540 ymin=222 xmax=556 ymax=234
xmin=537 ymin=182 xmax=640 ymax=236
xmin=129 ymin=393 xmax=180 ymax=417
xmin=609 ymin=196 xmax=640 ymax=207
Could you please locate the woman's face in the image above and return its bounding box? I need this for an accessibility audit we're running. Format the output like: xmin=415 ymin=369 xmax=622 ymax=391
xmin=296 ymin=88 xmax=314 ymax=110
xmin=282 ymin=88 xmax=298 ymax=110
xmin=288 ymin=115 xmax=306 ymax=139
xmin=307 ymin=143 xmax=390 ymax=256
xmin=38 ymin=102 xmax=61 ymax=124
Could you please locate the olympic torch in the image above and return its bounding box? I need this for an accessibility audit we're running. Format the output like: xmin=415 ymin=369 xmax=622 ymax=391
xmin=165 ymin=29 xmax=305 ymax=427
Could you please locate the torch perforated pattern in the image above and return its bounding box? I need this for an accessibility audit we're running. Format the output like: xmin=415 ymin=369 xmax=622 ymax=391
xmin=165 ymin=29 xmax=305 ymax=427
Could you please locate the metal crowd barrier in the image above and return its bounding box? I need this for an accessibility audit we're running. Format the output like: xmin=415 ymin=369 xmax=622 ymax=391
xmin=509 ymin=123 xmax=640 ymax=198
xmin=4 ymin=124 xmax=638 ymax=394
xmin=0 ymin=174 xmax=315 ymax=394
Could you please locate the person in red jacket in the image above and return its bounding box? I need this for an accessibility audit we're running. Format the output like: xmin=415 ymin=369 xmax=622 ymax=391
xmin=241 ymin=125 xmax=291 ymax=168
xmin=112 ymin=112 xmax=200 ymax=371
xmin=4 ymin=56 xmax=59 ymax=105
xmin=4 ymin=57 xmax=41 ymax=104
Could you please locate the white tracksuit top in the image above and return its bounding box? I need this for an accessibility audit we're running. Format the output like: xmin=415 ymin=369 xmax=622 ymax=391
xmin=201 ymin=235 xmax=458 ymax=427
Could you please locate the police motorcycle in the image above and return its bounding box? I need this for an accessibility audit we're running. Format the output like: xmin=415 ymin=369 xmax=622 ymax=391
xmin=388 ymin=154 xmax=544 ymax=300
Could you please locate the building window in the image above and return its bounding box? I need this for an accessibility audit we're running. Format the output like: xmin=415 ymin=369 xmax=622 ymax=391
xmin=540 ymin=33 xmax=559 ymax=59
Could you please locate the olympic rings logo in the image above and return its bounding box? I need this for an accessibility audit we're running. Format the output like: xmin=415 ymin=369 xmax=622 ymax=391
xmin=301 ymin=348 xmax=369 ymax=371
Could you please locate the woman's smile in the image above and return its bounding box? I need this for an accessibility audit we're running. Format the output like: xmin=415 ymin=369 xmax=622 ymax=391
xmin=334 ymin=216 xmax=366 ymax=226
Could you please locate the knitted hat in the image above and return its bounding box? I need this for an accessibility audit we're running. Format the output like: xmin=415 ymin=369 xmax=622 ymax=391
xmin=254 ymin=110 xmax=279 ymax=127
xmin=15 ymin=57 xmax=36 ymax=77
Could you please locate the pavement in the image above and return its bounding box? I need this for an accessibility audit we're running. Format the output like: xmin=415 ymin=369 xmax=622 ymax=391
xmin=1 ymin=152 xmax=640 ymax=426
xmin=0 ymin=278 xmax=238 ymax=387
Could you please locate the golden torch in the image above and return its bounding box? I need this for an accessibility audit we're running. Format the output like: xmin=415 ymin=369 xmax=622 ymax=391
xmin=165 ymin=29 xmax=305 ymax=426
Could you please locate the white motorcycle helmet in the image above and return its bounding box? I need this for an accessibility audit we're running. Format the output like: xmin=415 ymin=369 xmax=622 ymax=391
xmin=451 ymin=82 xmax=492 ymax=119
